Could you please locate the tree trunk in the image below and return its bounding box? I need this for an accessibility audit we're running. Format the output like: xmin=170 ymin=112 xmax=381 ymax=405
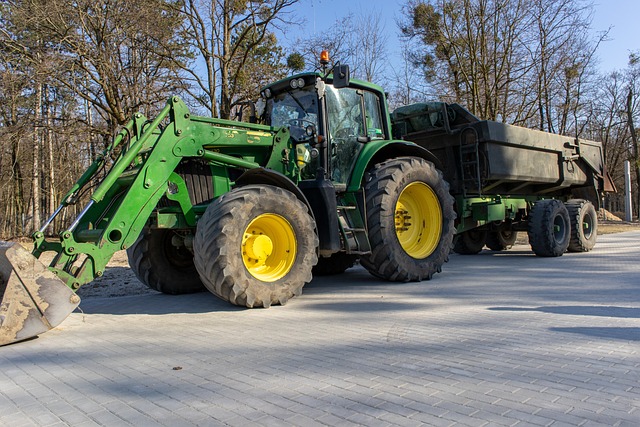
xmin=31 ymin=81 xmax=43 ymax=233
xmin=219 ymin=0 xmax=232 ymax=120
xmin=11 ymin=137 xmax=25 ymax=236
xmin=46 ymin=88 xmax=56 ymax=234
xmin=627 ymin=87 xmax=640 ymax=217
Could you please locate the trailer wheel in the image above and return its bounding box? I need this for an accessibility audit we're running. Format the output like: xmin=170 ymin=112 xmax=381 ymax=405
xmin=360 ymin=157 xmax=455 ymax=281
xmin=313 ymin=253 xmax=358 ymax=276
xmin=528 ymin=199 xmax=570 ymax=257
xmin=566 ymin=199 xmax=598 ymax=252
xmin=453 ymin=229 xmax=487 ymax=254
xmin=127 ymin=229 xmax=204 ymax=294
xmin=193 ymin=185 xmax=318 ymax=308
xmin=485 ymin=229 xmax=518 ymax=251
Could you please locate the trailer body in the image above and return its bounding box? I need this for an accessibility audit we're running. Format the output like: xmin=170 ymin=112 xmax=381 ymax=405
xmin=392 ymin=102 xmax=612 ymax=253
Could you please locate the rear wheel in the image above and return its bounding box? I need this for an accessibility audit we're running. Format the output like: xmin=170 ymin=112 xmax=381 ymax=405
xmin=313 ymin=253 xmax=358 ymax=276
xmin=360 ymin=157 xmax=456 ymax=281
xmin=566 ymin=199 xmax=598 ymax=252
xmin=485 ymin=229 xmax=518 ymax=251
xmin=453 ymin=229 xmax=487 ymax=254
xmin=193 ymin=185 xmax=318 ymax=307
xmin=528 ymin=199 xmax=570 ymax=257
xmin=127 ymin=229 xmax=204 ymax=294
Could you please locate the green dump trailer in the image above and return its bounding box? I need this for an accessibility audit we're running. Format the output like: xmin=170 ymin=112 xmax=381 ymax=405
xmin=392 ymin=102 xmax=614 ymax=256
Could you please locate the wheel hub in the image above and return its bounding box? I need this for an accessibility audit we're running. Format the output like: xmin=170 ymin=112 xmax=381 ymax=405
xmin=241 ymin=214 xmax=297 ymax=282
xmin=244 ymin=234 xmax=274 ymax=262
xmin=395 ymin=182 xmax=442 ymax=259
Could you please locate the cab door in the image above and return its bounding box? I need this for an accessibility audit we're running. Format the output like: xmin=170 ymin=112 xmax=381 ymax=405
xmin=325 ymin=86 xmax=385 ymax=186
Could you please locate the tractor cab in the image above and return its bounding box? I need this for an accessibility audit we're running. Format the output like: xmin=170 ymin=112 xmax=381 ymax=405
xmin=259 ymin=53 xmax=390 ymax=188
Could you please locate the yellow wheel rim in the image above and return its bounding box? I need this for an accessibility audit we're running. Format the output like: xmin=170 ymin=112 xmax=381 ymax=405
xmin=395 ymin=182 xmax=442 ymax=259
xmin=242 ymin=214 xmax=297 ymax=282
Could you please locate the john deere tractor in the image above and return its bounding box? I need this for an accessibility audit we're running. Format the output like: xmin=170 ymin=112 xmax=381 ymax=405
xmin=0 ymin=57 xmax=456 ymax=345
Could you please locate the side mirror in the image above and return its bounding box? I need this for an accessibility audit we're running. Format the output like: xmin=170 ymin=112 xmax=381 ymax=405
xmin=333 ymin=64 xmax=350 ymax=88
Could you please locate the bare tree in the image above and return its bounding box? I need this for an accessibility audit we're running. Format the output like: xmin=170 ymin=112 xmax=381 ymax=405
xmin=387 ymin=39 xmax=435 ymax=109
xmin=0 ymin=0 xmax=187 ymax=236
xmin=400 ymin=0 xmax=535 ymax=121
xmin=399 ymin=0 xmax=600 ymax=130
xmin=3 ymin=0 xmax=189 ymax=133
xmin=288 ymin=15 xmax=356 ymax=77
xmin=175 ymin=0 xmax=298 ymax=118
xmin=353 ymin=9 xmax=389 ymax=83
xmin=625 ymin=53 xmax=640 ymax=214
xmin=292 ymin=9 xmax=389 ymax=84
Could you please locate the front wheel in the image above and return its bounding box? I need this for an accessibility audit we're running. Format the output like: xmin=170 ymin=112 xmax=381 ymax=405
xmin=360 ymin=157 xmax=456 ymax=281
xmin=127 ymin=229 xmax=204 ymax=294
xmin=193 ymin=185 xmax=318 ymax=308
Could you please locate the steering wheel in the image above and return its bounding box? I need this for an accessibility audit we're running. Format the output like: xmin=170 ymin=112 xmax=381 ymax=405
xmin=287 ymin=118 xmax=316 ymax=129
xmin=287 ymin=119 xmax=316 ymax=142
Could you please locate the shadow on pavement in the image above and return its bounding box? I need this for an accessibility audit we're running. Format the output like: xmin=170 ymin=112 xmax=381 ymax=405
xmin=75 ymin=292 xmax=243 ymax=315
xmin=488 ymin=305 xmax=640 ymax=318
xmin=302 ymin=300 xmax=428 ymax=313
xmin=550 ymin=327 xmax=640 ymax=341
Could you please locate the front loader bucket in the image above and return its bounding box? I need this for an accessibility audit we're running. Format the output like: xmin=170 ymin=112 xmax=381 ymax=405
xmin=0 ymin=242 xmax=80 ymax=346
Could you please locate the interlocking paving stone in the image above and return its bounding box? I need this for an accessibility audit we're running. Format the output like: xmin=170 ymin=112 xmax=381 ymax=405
xmin=1 ymin=231 xmax=639 ymax=426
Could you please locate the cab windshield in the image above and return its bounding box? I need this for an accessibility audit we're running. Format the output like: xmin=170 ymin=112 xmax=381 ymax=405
xmin=265 ymin=86 xmax=319 ymax=142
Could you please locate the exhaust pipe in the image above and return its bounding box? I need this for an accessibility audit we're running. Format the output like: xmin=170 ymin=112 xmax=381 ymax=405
xmin=0 ymin=242 xmax=80 ymax=346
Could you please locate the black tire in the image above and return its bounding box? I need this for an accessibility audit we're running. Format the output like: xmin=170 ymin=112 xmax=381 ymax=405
xmin=566 ymin=199 xmax=598 ymax=252
xmin=453 ymin=229 xmax=488 ymax=254
xmin=360 ymin=157 xmax=456 ymax=281
xmin=527 ymin=199 xmax=570 ymax=257
xmin=312 ymin=253 xmax=358 ymax=276
xmin=193 ymin=185 xmax=318 ymax=308
xmin=127 ymin=229 xmax=205 ymax=294
xmin=485 ymin=229 xmax=518 ymax=251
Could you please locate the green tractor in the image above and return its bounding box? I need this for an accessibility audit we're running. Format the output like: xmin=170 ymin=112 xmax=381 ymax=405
xmin=0 ymin=58 xmax=456 ymax=345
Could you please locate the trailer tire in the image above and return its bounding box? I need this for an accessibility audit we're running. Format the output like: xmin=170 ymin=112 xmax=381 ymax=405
xmin=485 ymin=229 xmax=518 ymax=251
xmin=127 ymin=229 xmax=205 ymax=294
xmin=360 ymin=157 xmax=455 ymax=281
xmin=313 ymin=253 xmax=358 ymax=276
xmin=193 ymin=185 xmax=318 ymax=308
xmin=453 ymin=229 xmax=487 ymax=254
xmin=566 ymin=199 xmax=598 ymax=252
xmin=528 ymin=199 xmax=570 ymax=257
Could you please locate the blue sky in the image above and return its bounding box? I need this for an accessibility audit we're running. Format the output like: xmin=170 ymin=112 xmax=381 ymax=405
xmin=591 ymin=0 xmax=639 ymax=72
xmin=284 ymin=0 xmax=639 ymax=74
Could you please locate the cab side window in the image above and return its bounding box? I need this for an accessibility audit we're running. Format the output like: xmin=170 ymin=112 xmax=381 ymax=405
xmin=326 ymin=87 xmax=363 ymax=184
xmin=325 ymin=87 xmax=386 ymax=184
xmin=364 ymin=91 xmax=385 ymax=140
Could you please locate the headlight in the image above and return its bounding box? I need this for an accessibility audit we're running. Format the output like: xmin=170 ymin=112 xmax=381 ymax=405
xmin=290 ymin=78 xmax=305 ymax=89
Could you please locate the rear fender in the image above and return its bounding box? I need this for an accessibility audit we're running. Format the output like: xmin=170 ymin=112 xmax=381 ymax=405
xmin=347 ymin=140 xmax=443 ymax=192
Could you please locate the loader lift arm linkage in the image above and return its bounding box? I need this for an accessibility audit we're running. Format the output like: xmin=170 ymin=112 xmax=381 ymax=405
xmin=0 ymin=96 xmax=293 ymax=346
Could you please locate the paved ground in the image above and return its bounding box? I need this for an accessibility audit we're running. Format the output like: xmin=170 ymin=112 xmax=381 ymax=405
xmin=1 ymin=231 xmax=639 ymax=427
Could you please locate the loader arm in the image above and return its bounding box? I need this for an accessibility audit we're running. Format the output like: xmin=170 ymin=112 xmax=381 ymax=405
xmin=35 ymin=96 xmax=289 ymax=289
xmin=1 ymin=96 xmax=292 ymax=345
